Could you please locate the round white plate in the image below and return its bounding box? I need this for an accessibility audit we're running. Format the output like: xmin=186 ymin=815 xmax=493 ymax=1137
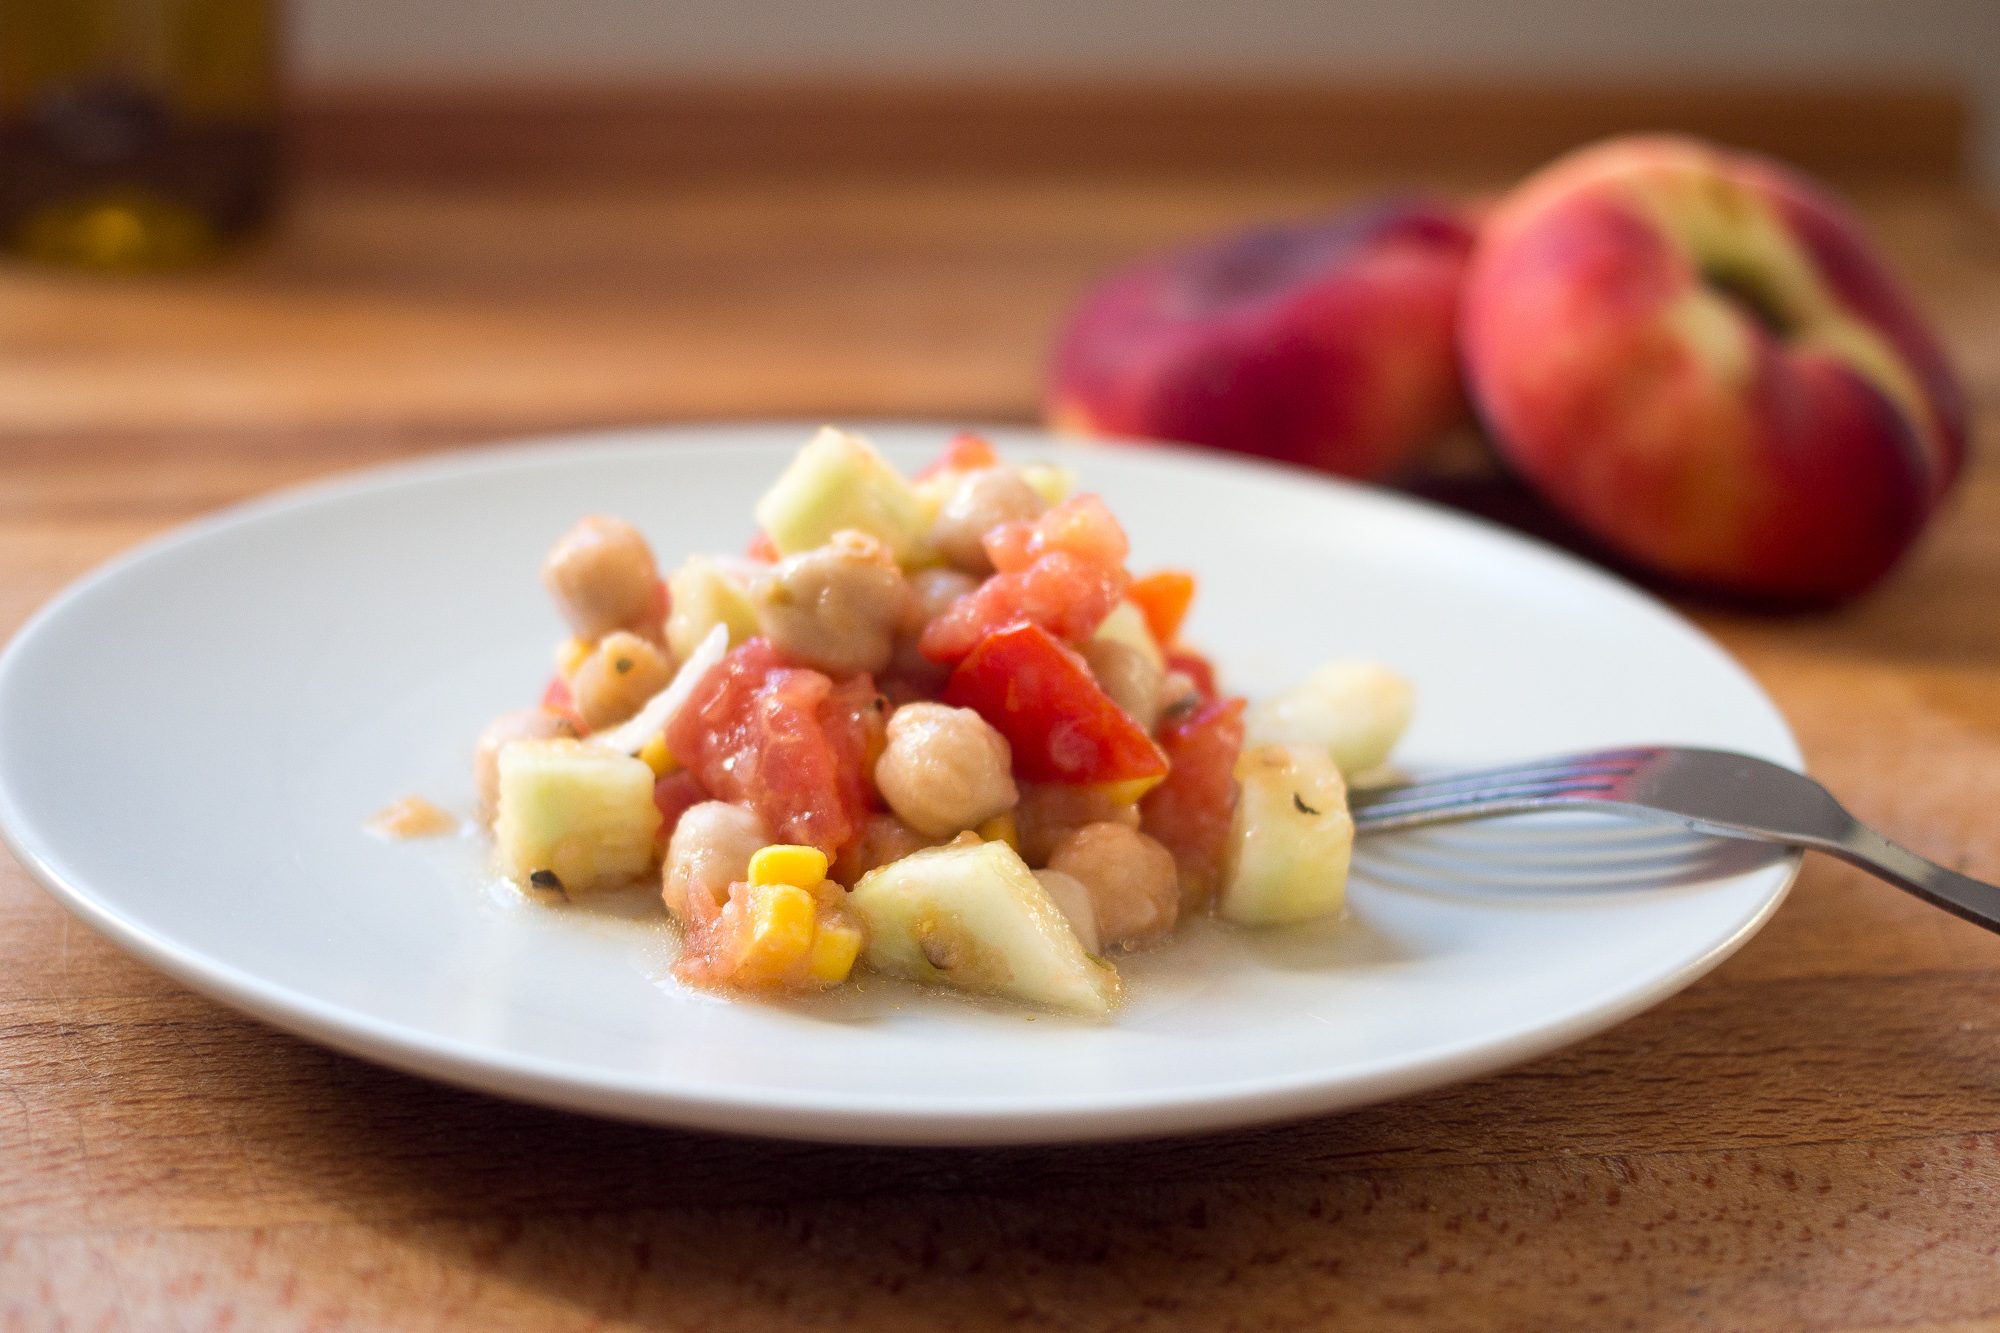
xmin=0 ymin=424 xmax=1799 ymax=1145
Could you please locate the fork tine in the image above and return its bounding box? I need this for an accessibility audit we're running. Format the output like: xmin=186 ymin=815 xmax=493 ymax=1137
xmin=1352 ymin=775 xmax=1621 ymax=823
xmin=1353 ymin=760 xmax=1637 ymax=805
xmin=1350 ymin=748 xmax=1656 ymax=808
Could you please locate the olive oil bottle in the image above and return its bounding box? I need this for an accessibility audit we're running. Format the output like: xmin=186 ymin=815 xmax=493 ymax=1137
xmin=0 ymin=0 xmax=278 ymax=269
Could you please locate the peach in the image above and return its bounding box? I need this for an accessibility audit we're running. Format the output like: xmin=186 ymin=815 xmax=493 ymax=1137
xmin=1460 ymin=135 xmax=1967 ymax=603
xmin=1046 ymin=200 xmax=1476 ymax=480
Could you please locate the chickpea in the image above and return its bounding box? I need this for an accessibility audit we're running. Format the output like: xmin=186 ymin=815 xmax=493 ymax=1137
xmin=473 ymin=708 xmax=578 ymax=817
xmin=662 ymin=802 xmax=768 ymax=920
xmin=889 ymin=566 xmax=979 ymax=689
xmin=1083 ymin=638 xmax=1165 ymax=733
xmin=932 ymin=468 xmax=1047 ymax=575
xmin=1013 ymin=781 xmax=1140 ymax=866
xmin=1047 ymin=822 xmax=1179 ymax=949
xmin=873 ymin=702 xmax=1019 ymax=838
xmin=830 ymin=812 xmax=940 ymax=886
xmin=542 ymin=516 xmax=662 ymax=644
xmin=902 ymin=566 xmax=980 ymax=632
xmin=1032 ymin=868 xmax=1101 ymax=955
xmin=751 ymin=530 xmax=911 ymax=677
xmin=570 ymin=631 xmax=674 ymax=730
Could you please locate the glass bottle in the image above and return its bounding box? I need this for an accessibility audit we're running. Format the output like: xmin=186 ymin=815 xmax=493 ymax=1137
xmin=0 ymin=0 xmax=278 ymax=269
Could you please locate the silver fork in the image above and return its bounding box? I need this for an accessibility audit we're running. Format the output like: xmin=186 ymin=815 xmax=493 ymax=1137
xmin=1347 ymin=746 xmax=2000 ymax=933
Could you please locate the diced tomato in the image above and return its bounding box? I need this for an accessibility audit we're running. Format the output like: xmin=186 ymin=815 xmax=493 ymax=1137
xmin=538 ymin=676 xmax=590 ymax=735
xmin=913 ymin=431 xmax=999 ymax=480
xmin=664 ymin=639 xmax=874 ymax=855
xmin=652 ymin=769 xmax=708 ymax=838
xmin=819 ymin=672 xmax=890 ymax=818
xmin=745 ymin=531 xmax=781 ymax=563
xmin=1129 ymin=570 xmax=1196 ymax=645
xmin=1164 ymin=649 xmax=1218 ymax=702
xmin=944 ymin=622 xmax=1168 ymax=788
xmin=919 ymin=551 xmax=1130 ymax=663
xmin=983 ymin=520 xmax=1036 ymax=574
xmin=921 ymin=494 xmax=1135 ymax=662
xmin=1141 ymin=696 xmax=1246 ymax=912
xmin=983 ymin=494 xmax=1128 ymax=575
xmin=1033 ymin=494 xmax=1130 ymax=568
xmin=673 ymin=878 xmax=745 ymax=985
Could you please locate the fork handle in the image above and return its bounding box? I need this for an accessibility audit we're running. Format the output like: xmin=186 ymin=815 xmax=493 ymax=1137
xmin=1828 ymin=823 xmax=2000 ymax=934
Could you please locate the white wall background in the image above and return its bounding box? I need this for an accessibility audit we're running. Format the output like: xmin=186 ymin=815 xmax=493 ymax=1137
xmin=295 ymin=0 xmax=2000 ymax=185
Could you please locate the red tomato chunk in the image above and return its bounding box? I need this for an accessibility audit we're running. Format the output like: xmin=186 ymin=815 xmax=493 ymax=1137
xmin=1164 ymin=648 xmax=1218 ymax=702
xmin=913 ymin=431 xmax=1000 ymax=480
xmin=665 ymin=638 xmax=882 ymax=855
xmin=672 ymin=880 xmax=747 ymax=986
xmin=1028 ymin=494 xmax=1130 ymax=569
xmin=921 ymin=494 xmax=1135 ymax=664
xmin=652 ymin=769 xmax=708 ymax=839
xmin=984 ymin=494 xmax=1130 ymax=575
xmin=919 ymin=551 xmax=1129 ymax=664
xmin=944 ymin=622 xmax=1167 ymax=787
xmin=1141 ymin=696 xmax=1246 ymax=912
xmin=820 ymin=672 xmax=890 ymax=832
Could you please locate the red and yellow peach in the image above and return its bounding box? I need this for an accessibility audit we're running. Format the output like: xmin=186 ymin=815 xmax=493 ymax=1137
xmin=1047 ymin=199 xmax=1476 ymax=481
xmin=1459 ymin=135 xmax=1967 ymax=602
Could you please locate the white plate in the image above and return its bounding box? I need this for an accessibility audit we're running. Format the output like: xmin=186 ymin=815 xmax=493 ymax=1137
xmin=0 ymin=424 xmax=1799 ymax=1145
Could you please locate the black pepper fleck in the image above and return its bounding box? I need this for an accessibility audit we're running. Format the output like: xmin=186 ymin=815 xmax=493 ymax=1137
xmin=1293 ymin=793 xmax=1321 ymax=816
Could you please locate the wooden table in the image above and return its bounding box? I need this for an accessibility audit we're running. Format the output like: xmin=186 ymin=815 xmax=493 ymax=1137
xmin=2 ymin=169 xmax=1998 ymax=1330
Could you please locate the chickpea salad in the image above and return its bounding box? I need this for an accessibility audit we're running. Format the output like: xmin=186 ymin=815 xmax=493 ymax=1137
xmin=471 ymin=428 xmax=1413 ymax=1017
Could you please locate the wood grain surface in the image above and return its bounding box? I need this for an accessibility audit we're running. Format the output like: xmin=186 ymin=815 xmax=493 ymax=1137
xmin=1 ymin=163 xmax=1998 ymax=1330
xmin=293 ymin=79 xmax=1968 ymax=185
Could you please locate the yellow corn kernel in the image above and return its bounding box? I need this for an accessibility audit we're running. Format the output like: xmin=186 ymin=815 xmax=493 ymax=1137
xmin=637 ymin=733 xmax=676 ymax=776
xmin=736 ymin=883 xmax=817 ymax=982
xmin=975 ymin=810 xmax=1020 ymax=852
xmin=1092 ymin=775 xmax=1163 ymax=806
xmin=1019 ymin=463 xmax=1076 ymax=506
xmin=806 ymin=914 xmax=865 ymax=985
xmin=910 ymin=473 xmax=955 ymax=527
xmin=554 ymin=636 xmax=591 ymax=678
xmin=748 ymin=844 xmax=831 ymax=890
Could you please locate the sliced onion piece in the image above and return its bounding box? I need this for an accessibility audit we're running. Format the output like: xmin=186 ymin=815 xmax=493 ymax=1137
xmin=590 ymin=622 xmax=728 ymax=756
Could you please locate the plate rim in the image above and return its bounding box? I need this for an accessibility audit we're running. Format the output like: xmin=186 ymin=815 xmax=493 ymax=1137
xmin=0 ymin=420 xmax=1803 ymax=1145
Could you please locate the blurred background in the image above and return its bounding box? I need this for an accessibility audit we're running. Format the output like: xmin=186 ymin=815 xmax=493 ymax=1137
xmin=297 ymin=0 xmax=2000 ymax=186
xmin=0 ymin=0 xmax=1993 ymax=519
